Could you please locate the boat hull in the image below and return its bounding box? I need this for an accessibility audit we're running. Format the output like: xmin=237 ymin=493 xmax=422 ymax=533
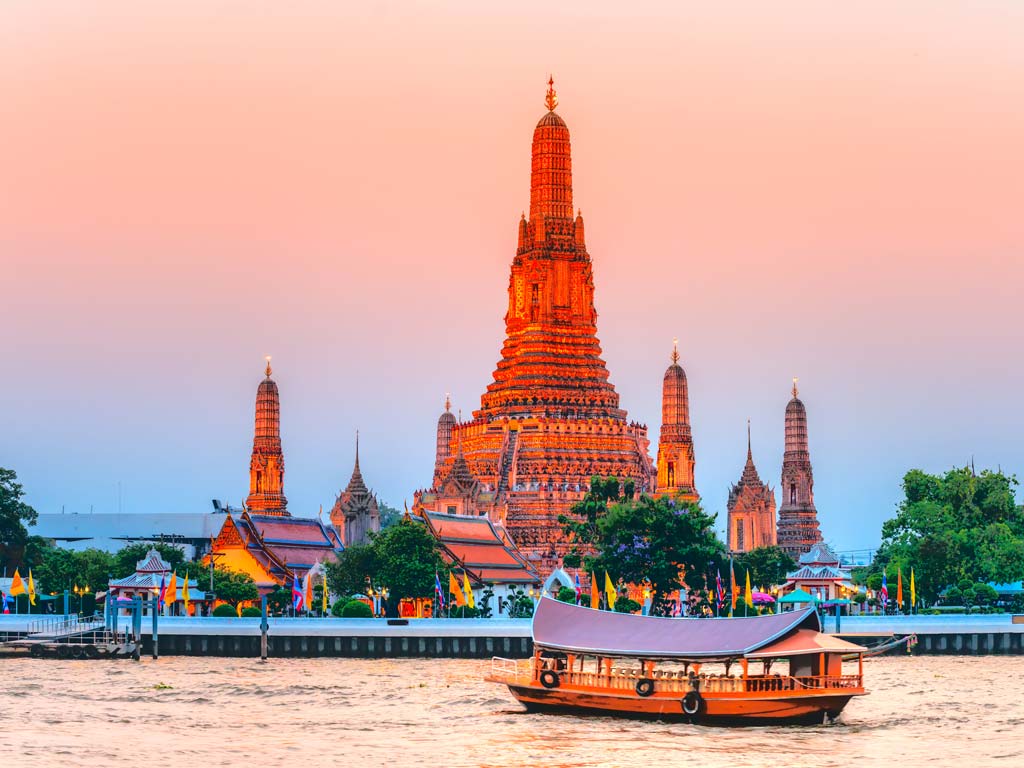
xmin=500 ymin=682 xmax=864 ymax=725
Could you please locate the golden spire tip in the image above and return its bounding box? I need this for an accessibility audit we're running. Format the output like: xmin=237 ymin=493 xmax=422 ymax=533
xmin=792 ymin=376 xmax=799 ymax=398
xmin=671 ymin=337 xmax=679 ymax=365
xmin=545 ymin=75 xmax=558 ymax=112
xmin=265 ymin=355 xmax=272 ymax=378
xmin=445 ymin=392 xmax=451 ymax=412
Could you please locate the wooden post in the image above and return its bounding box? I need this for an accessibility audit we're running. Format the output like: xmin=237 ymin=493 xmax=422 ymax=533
xmin=151 ymin=597 xmax=159 ymax=660
xmin=260 ymin=595 xmax=269 ymax=662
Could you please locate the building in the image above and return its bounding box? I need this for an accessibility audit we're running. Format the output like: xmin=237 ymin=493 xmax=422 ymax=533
xmin=418 ymin=509 xmax=541 ymax=615
xmin=419 ymin=79 xmax=655 ymax=573
xmin=246 ymin=358 xmax=287 ymax=516
xmin=727 ymin=422 xmax=777 ymax=552
xmin=776 ymin=379 xmax=824 ymax=558
xmin=107 ymin=548 xmax=209 ymax=615
xmin=29 ymin=511 xmax=227 ymax=559
xmin=330 ymin=436 xmax=381 ymax=547
xmin=654 ymin=339 xmax=698 ymax=501
xmin=781 ymin=542 xmax=855 ymax=603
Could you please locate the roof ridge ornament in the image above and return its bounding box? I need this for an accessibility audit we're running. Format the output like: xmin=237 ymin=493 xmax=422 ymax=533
xmin=671 ymin=337 xmax=679 ymax=365
xmin=265 ymin=355 xmax=272 ymax=378
xmin=792 ymin=376 xmax=799 ymax=398
xmin=545 ymin=75 xmax=558 ymax=112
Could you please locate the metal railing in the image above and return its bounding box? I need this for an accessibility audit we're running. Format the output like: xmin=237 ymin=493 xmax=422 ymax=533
xmin=490 ymin=656 xmax=532 ymax=683
xmin=27 ymin=613 xmax=104 ymax=638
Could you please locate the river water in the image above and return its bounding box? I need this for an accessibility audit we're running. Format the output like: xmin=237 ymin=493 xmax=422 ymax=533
xmin=1 ymin=655 xmax=1020 ymax=767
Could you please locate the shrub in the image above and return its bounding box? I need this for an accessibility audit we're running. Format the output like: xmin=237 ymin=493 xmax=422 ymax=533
xmin=613 ymin=597 xmax=641 ymax=614
xmin=330 ymin=597 xmax=351 ymax=617
xmin=240 ymin=606 xmax=262 ymax=618
xmin=212 ymin=603 xmax=239 ymax=617
xmin=341 ymin=599 xmax=373 ymax=618
xmin=556 ymin=587 xmax=577 ymax=604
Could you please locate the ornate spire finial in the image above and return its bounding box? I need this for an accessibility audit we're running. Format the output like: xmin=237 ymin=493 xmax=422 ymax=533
xmin=792 ymin=377 xmax=799 ymax=398
xmin=747 ymin=419 xmax=752 ymax=459
xmin=265 ymin=355 xmax=272 ymax=378
xmin=355 ymin=430 xmax=360 ymax=468
xmin=445 ymin=392 xmax=451 ymax=412
xmin=671 ymin=337 xmax=679 ymax=365
xmin=545 ymin=75 xmax=558 ymax=112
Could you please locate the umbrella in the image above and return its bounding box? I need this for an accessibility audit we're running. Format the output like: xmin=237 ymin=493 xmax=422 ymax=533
xmin=778 ymin=588 xmax=819 ymax=604
xmin=751 ymin=591 xmax=775 ymax=604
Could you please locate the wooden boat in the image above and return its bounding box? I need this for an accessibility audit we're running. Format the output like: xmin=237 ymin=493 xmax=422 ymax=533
xmin=486 ymin=597 xmax=868 ymax=725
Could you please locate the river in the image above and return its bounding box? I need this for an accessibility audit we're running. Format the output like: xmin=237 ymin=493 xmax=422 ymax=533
xmin=1 ymin=655 xmax=1020 ymax=767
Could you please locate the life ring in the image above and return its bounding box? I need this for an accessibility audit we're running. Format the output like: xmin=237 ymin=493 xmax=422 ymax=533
xmin=539 ymin=670 xmax=560 ymax=689
xmin=635 ymin=678 xmax=656 ymax=697
xmin=682 ymin=690 xmax=704 ymax=716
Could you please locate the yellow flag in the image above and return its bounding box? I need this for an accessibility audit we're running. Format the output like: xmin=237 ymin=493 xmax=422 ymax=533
xmin=9 ymin=569 xmax=25 ymax=596
xmin=166 ymin=571 xmax=177 ymax=611
xmin=27 ymin=569 xmax=37 ymax=606
xmin=910 ymin=568 xmax=916 ymax=609
xmin=449 ymin=571 xmax=465 ymax=607
xmin=604 ymin=572 xmax=617 ymax=610
xmin=590 ymin=572 xmax=600 ymax=609
xmin=462 ymin=572 xmax=475 ymax=609
xmin=236 ymin=602 xmax=243 ymax=617
xmin=182 ymin=572 xmax=191 ymax=615
xmin=744 ymin=570 xmax=753 ymax=608
xmin=322 ymin=575 xmax=328 ymax=613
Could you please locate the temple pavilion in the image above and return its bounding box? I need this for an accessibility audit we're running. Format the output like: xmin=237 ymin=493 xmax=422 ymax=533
xmin=107 ymin=548 xmax=209 ymax=616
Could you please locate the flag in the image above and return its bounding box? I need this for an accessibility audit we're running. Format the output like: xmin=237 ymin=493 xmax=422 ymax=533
xmin=434 ymin=573 xmax=446 ymax=609
xmin=292 ymin=575 xmax=304 ymax=611
xmin=744 ymin=570 xmax=753 ymax=609
xmin=165 ymin=571 xmax=177 ymax=612
xmin=27 ymin=569 xmax=37 ymax=607
xmin=730 ymin=566 xmax=738 ymax=612
xmin=715 ymin=569 xmax=725 ymax=613
xmin=910 ymin=568 xmax=916 ymax=609
xmin=449 ymin=571 xmax=465 ymax=607
xmin=897 ymin=568 xmax=904 ymax=608
xmin=462 ymin=572 xmax=475 ymax=609
xmin=9 ymin=569 xmax=25 ymax=596
xmin=236 ymin=602 xmax=243 ymax=617
xmin=879 ymin=572 xmax=889 ymax=605
xmin=304 ymin=571 xmax=314 ymax=613
xmin=322 ymin=575 xmax=329 ymax=614
xmin=574 ymin=573 xmax=582 ymax=605
xmin=182 ymin=572 xmax=191 ymax=615
xmin=1 ymin=593 xmax=10 ymax=614
xmin=158 ymin=574 xmax=168 ymax=609
xmin=604 ymin=572 xmax=617 ymax=610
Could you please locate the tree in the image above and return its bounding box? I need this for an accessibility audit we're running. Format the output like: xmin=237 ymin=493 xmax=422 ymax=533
xmin=371 ymin=518 xmax=447 ymax=601
xmin=207 ymin=567 xmax=258 ymax=606
xmin=0 ymin=468 xmax=39 ymax=563
xmin=505 ymin=586 xmax=535 ymax=619
xmin=563 ymin=479 xmax=725 ymax=616
xmin=113 ymin=543 xmax=188 ymax=578
xmin=733 ymin=546 xmax=797 ymax=589
xmin=325 ymin=543 xmax=378 ymax=597
xmin=378 ymin=503 xmax=402 ymax=529
xmin=556 ymin=586 xmax=577 ymax=604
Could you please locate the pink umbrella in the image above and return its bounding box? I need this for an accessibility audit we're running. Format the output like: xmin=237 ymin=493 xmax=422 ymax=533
xmin=752 ymin=591 xmax=775 ymax=604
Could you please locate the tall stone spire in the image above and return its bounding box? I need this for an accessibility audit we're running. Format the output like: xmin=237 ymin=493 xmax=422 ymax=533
xmin=246 ymin=356 xmax=288 ymax=516
xmin=433 ymin=394 xmax=457 ymax=486
xmin=529 ymin=76 xmax=573 ymax=223
xmin=776 ymin=378 xmax=823 ymax=557
xmin=728 ymin=420 xmax=776 ymax=552
xmin=655 ymin=338 xmax=698 ymax=501
xmin=330 ymin=432 xmax=380 ymax=547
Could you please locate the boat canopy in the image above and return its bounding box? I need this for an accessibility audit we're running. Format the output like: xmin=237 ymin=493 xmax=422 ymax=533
xmin=744 ymin=628 xmax=866 ymax=659
xmin=531 ymin=598 xmax=822 ymax=660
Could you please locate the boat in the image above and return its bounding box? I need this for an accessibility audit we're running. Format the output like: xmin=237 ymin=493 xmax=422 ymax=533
xmin=486 ymin=597 xmax=868 ymax=725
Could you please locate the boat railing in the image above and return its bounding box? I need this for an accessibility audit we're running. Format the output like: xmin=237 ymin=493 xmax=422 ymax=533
xmin=490 ymin=656 xmax=533 ymax=683
xmin=554 ymin=667 xmax=862 ymax=694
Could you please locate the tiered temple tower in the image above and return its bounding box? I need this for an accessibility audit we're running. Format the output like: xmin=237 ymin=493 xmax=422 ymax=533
xmin=655 ymin=339 xmax=698 ymax=501
xmin=330 ymin=434 xmax=381 ymax=547
xmin=423 ymin=80 xmax=654 ymax=573
xmin=727 ymin=421 xmax=777 ymax=552
xmin=776 ymin=379 xmax=823 ymax=557
xmin=433 ymin=394 xmax=456 ymax=487
xmin=245 ymin=358 xmax=288 ymax=516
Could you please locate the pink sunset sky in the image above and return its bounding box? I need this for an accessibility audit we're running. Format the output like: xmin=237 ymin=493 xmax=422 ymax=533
xmin=2 ymin=2 xmax=1022 ymax=554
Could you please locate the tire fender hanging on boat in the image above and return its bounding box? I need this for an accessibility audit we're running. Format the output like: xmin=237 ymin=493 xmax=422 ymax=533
xmin=539 ymin=670 xmax=560 ymax=689
xmin=635 ymin=678 xmax=655 ymax=697
xmin=681 ymin=690 xmax=704 ymax=716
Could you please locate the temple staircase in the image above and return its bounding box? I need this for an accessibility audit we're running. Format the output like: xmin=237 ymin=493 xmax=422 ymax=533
xmin=496 ymin=429 xmax=520 ymax=498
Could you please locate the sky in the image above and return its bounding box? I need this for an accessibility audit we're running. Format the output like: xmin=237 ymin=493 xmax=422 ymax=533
xmin=2 ymin=2 xmax=1022 ymax=556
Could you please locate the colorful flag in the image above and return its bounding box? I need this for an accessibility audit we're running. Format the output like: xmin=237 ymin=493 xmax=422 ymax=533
xmin=158 ymin=574 xmax=168 ymax=609
xmin=589 ymin=572 xmax=600 ymax=609
xmin=322 ymin=575 xmax=329 ymax=614
xmin=449 ymin=571 xmax=465 ymax=607
xmin=715 ymin=569 xmax=725 ymax=613
xmin=910 ymin=568 xmax=916 ymax=609
xmin=304 ymin=572 xmax=314 ymax=613
xmin=165 ymin=571 xmax=177 ymax=612
xmin=574 ymin=573 xmax=582 ymax=605
xmin=292 ymin=575 xmax=304 ymax=611
xmin=730 ymin=566 xmax=738 ymax=612
xmin=879 ymin=572 xmax=889 ymax=606
xmin=236 ymin=602 xmax=243 ymax=617
xmin=27 ymin=569 xmax=37 ymax=607
xmin=897 ymin=568 xmax=904 ymax=608
xmin=182 ymin=572 xmax=191 ymax=615
xmin=604 ymin=572 xmax=617 ymax=610
xmin=1 ymin=593 xmax=10 ymax=614
xmin=9 ymin=569 xmax=25 ymax=596
xmin=744 ymin=570 xmax=753 ymax=609
xmin=434 ymin=573 xmax=446 ymax=609
xmin=462 ymin=572 xmax=475 ymax=609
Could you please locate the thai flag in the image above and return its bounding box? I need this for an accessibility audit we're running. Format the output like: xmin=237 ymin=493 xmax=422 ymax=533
xmin=157 ymin=574 xmax=167 ymax=609
xmin=574 ymin=573 xmax=582 ymax=605
xmin=879 ymin=573 xmax=889 ymax=606
xmin=715 ymin=570 xmax=725 ymax=612
xmin=292 ymin=576 xmax=304 ymax=612
xmin=434 ymin=573 xmax=445 ymax=609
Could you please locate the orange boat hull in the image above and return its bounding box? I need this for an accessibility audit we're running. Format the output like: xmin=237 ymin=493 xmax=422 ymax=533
xmin=496 ymin=681 xmax=864 ymax=725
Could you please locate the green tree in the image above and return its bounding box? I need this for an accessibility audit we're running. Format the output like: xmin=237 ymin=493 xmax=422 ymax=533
xmin=372 ymin=518 xmax=447 ymax=601
xmin=733 ymin=546 xmax=797 ymax=589
xmin=505 ymin=586 xmax=535 ymax=619
xmin=378 ymin=503 xmax=402 ymax=529
xmin=560 ymin=476 xmax=632 ymax=570
xmin=556 ymin=586 xmax=577 ymax=603
xmin=206 ymin=567 xmax=258 ymax=606
xmin=325 ymin=543 xmax=378 ymax=596
xmin=113 ymin=542 xmax=188 ymax=578
xmin=0 ymin=468 xmax=39 ymax=564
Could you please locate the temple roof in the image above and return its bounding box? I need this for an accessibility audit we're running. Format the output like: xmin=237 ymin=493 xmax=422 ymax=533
xmin=226 ymin=511 xmax=343 ymax=582
xmin=536 ymin=111 xmax=566 ymax=128
xmin=420 ymin=510 xmax=540 ymax=585
xmin=798 ymin=541 xmax=841 ymax=566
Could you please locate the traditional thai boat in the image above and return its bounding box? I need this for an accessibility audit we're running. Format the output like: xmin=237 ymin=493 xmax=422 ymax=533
xmin=486 ymin=597 xmax=868 ymax=724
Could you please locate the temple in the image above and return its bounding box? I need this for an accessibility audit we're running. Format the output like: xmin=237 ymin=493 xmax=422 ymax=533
xmin=776 ymin=379 xmax=824 ymax=558
xmin=246 ymin=358 xmax=287 ymax=516
xmin=726 ymin=421 xmax=776 ymax=552
xmin=654 ymin=339 xmax=698 ymax=501
xmin=330 ymin=435 xmax=381 ymax=547
xmin=416 ymin=79 xmax=654 ymax=573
